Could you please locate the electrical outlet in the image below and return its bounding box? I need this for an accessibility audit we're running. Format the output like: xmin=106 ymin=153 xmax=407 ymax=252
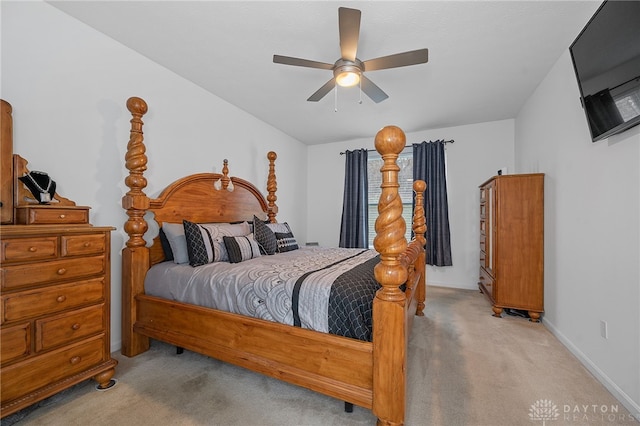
xmin=600 ymin=320 xmax=608 ymax=339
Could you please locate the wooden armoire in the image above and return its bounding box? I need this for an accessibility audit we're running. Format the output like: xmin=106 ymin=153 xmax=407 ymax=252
xmin=478 ymin=173 xmax=544 ymax=322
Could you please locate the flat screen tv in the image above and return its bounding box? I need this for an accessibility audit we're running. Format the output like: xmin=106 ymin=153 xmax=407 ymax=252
xmin=569 ymin=0 xmax=640 ymax=142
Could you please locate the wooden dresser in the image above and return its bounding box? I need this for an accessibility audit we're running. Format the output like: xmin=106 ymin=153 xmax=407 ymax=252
xmin=0 ymin=224 xmax=117 ymax=417
xmin=478 ymin=173 xmax=544 ymax=322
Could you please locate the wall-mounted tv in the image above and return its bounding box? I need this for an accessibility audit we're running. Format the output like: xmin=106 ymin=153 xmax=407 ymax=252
xmin=569 ymin=0 xmax=640 ymax=142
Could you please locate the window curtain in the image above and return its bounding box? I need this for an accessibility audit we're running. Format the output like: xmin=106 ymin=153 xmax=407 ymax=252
xmin=339 ymin=149 xmax=368 ymax=248
xmin=413 ymin=141 xmax=453 ymax=266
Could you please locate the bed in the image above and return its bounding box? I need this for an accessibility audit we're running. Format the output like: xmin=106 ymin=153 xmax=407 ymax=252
xmin=120 ymin=96 xmax=427 ymax=426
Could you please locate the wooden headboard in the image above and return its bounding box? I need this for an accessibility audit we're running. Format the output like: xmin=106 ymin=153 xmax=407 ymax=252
xmin=122 ymin=97 xmax=278 ymax=267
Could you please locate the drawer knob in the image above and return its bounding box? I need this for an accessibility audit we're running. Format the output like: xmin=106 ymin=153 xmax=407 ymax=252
xmin=29 ymin=246 xmax=37 ymax=252
xmin=57 ymin=268 xmax=67 ymax=275
xmin=83 ymin=242 xmax=91 ymax=247
xmin=59 ymin=214 xmax=66 ymax=218
xmin=71 ymin=323 xmax=81 ymax=330
xmin=69 ymin=356 xmax=81 ymax=365
xmin=56 ymin=295 xmax=67 ymax=303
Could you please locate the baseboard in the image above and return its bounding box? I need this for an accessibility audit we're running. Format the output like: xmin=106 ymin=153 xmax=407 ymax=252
xmin=543 ymin=318 xmax=640 ymax=419
xmin=427 ymin=281 xmax=476 ymax=291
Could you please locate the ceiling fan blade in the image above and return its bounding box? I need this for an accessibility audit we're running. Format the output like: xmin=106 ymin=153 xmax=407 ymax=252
xmin=307 ymin=78 xmax=336 ymax=102
xmin=361 ymin=75 xmax=389 ymax=103
xmin=273 ymin=55 xmax=334 ymax=70
xmin=338 ymin=7 xmax=361 ymax=61
xmin=363 ymin=48 xmax=429 ymax=72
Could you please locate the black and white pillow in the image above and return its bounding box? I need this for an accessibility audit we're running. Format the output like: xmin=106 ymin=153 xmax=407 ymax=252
xmin=253 ymin=215 xmax=278 ymax=255
xmin=275 ymin=231 xmax=299 ymax=252
xmin=223 ymin=234 xmax=261 ymax=263
xmin=274 ymin=222 xmax=299 ymax=253
xmin=183 ymin=220 xmax=251 ymax=267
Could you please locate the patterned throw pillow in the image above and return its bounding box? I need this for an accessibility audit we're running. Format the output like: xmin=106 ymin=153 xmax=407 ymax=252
xmin=223 ymin=234 xmax=261 ymax=263
xmin=183 ymin=220 xmax=250 ymax=267
xmin=275 ymin=231 xmax=299 ymax=252
xmin=253 ymin=215 xmax=277 ymax=255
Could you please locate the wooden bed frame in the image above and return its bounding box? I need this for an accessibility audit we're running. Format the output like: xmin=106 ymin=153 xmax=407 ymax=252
xmin=121 ymin=96 xmax=426 ymax=426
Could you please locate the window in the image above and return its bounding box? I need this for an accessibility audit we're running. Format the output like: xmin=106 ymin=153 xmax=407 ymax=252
xmin=367 ymin=148 xmax=414 ymax=248
xmin=613 ymin=82 xmax=640 ymax=123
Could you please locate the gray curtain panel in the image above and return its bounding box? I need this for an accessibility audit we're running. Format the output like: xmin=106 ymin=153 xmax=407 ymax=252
xmin=413 ymin=141 xmax=453 ymax=266
xmin=339 ymin=149 xmax=368 ymax=248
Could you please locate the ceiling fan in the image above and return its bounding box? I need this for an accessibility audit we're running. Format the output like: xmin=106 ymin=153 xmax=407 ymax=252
xmin=273 ymin=7 xmax=429 ymax=103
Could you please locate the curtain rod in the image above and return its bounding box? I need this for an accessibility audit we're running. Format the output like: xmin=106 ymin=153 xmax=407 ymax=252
xmin=339 ymin=139 xmax=454 ymax=155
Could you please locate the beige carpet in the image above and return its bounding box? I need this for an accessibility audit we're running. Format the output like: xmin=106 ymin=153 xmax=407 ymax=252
xmin=3 ymin=286 xmax=634 ymax=425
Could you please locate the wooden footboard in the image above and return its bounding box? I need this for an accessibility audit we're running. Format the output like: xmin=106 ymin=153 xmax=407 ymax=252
xmin=120 ymin=97 xmax=426 ymax=426
xmin=135 ymin=294 xmax=374 ymax=408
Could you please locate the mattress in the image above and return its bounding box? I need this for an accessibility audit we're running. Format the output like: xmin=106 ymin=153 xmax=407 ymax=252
xmin=144 ymin=247 xmax=381 ymax=341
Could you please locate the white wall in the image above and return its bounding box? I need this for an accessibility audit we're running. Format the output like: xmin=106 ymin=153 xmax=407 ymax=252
xmin=515 ymin=50 xmax=640 ymax=415
xmin=307 ymin=119 xmax=515 ymax=290
xmin=2 ymin=1 xmax=308 ymax=352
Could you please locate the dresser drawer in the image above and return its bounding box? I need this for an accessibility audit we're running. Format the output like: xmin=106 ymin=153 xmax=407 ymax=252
xmin=15 ymin=206 xmax=89 ymax=225
xmin=1 ymin=278 xmax=104 ymax=323
xmin=0 ymin=335 xmax=105 ymax=403
xmin=0 ymin=322 xmax=31 ymax=365
xmin=61 ymin=234 xmax=105 ymax=257
xmin=1 ymin=237 xmax=57 ymax=263
xmin=0 ymin=255 xmax=105 ymax=290
xmin=36 ymin=304 xmax=104 ymax=351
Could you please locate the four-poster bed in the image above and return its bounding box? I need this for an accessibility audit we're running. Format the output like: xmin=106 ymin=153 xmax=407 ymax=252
xmin=120 ymin=96 xmax=426 ymax=425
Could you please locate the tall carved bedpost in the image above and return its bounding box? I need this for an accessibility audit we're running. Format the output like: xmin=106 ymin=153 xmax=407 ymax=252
xmin=121 ymin=96 xmax=151 ymax=357
xmin=412 ymin=180 xmax=427 ymax=316
xmin=372 ymin=126 xmax=409 ymax=426
xmin=266 ymin=151 xmax=278 ymax=223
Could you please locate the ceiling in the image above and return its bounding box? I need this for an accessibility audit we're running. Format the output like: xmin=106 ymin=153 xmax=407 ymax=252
xmin=48 ymin=1 xmax=601 ymax=145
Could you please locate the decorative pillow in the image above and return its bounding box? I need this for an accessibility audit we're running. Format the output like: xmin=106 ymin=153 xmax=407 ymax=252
xmin=253 ymin=215 xmax=277 ymax=255
xmin=266 ymin=222 xmax=291 ymax=234
xmin=183 ymin=220 xmax=251 ymax=267
xmin=162 ymin=222 xmax=190 ymax=264
xmin=223 ymin=234 xmax=261 ymax=263
xmin=158 ymin=227 xmax=174 ymax=262
xmin=275 ymin=231 xmax=299 ymax=253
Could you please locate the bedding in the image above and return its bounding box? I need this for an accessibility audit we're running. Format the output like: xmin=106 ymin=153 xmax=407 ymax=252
xmin=144 ymin=247 xmax=380 ymax=341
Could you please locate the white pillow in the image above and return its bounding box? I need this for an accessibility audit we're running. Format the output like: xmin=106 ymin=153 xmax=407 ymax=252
xmin=162 ymin=222 xmax=189 ymax=264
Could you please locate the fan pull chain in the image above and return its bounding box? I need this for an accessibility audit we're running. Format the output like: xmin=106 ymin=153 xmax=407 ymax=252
xmin=359 ymin=79 xmax=363 ymax=104
xmin=334 ymin=86 xmax=338 ymax=112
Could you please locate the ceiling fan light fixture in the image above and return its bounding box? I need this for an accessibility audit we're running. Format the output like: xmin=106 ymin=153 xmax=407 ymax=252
xmin=334 ymin=62 xmax=362 ymax=87
xmin=336 ymin=70 xmax=360 ymax=87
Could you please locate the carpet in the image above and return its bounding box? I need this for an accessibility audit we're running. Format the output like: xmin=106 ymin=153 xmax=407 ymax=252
xmin=2 ymin=286 xmax=634 ymax=425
